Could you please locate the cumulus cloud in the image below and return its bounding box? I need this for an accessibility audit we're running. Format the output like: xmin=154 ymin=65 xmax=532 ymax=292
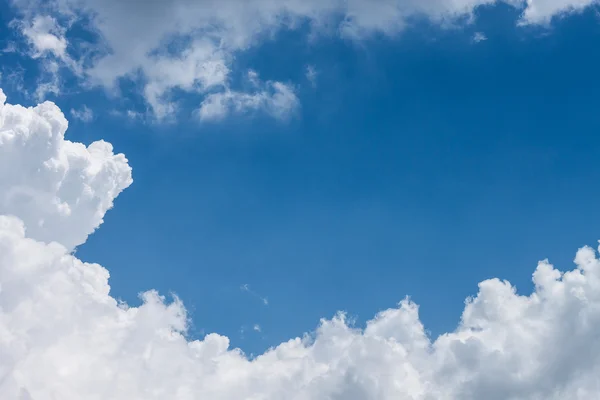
xmin=3 ymin=91 xmax=600 ymax=399
xmin=8 ymin=0 xmax=599 ymax=121
xmin=0 ymin=89 xmax=132 ymax=250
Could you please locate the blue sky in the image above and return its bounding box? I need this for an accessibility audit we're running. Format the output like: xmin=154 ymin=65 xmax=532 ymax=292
xmin=3 ymin=0 xmax=600 ymax=360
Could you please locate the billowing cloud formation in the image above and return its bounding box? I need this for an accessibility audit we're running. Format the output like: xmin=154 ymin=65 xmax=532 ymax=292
xmin=2 ymin=92 xmax=600 ymax=399
xmin=9 ymin=0 xmax=599 ymax=119
xmin=0 ymin=89 xmax=132 ymax=250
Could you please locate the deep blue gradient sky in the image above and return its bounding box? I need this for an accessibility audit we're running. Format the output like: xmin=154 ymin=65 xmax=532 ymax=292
xmin=3 ymin=3 xmax=600 ymax=354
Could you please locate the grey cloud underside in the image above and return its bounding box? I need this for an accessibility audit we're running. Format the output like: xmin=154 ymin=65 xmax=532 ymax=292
xmin=10 ymin=0 xmax=599 ymax=119
xmin=2 ymin=90 xmax=600 ymax=398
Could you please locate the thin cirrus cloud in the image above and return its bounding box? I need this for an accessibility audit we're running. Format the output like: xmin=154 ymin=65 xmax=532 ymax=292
xmin=3 ymin=89 xmax=600 ymax=398
xmin=8 ymin=0 xmax=598 ymax=120
xmin=241 ymin=284 xmax=269 ymax=306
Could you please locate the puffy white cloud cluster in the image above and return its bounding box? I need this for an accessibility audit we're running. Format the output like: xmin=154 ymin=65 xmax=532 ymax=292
xmin=9 ymin=0 xmax=599 ymax=119
xmin=0 ymin=89 xmax=131 ymax=250
xmin=2 ymin=91 xmax=600 ymax=398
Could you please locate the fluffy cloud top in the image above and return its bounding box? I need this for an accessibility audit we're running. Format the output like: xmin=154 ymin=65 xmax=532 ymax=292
xmin=9 ymin=0 xmax=599 ymax=120
xmin=0 ymin=89 xmax=132 ymax=250
xmin=2 ymin=91 xmax=600 ymax=398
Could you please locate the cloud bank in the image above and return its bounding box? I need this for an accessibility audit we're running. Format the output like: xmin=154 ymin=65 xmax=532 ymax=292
xmin=2 ymin=91 xmax=600 ymax=398
xmin=9 ymin=0 xmax=600 ymax=120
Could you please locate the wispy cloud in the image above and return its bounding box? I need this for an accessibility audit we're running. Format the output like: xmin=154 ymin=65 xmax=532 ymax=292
xmin=305 ymin=65 xmax=318 ymax=87
xmin=198 ymin=74 xmax=298 ymax=122
xmin=241 ymin=284 xmax=269 ymax=306
xmin=472 ymin=32 xmax=487 ymax=43
xmin=240 ymin=323 xmax=263 ymax=339
xmin=70 ymin=105 xmax=94 ymax=122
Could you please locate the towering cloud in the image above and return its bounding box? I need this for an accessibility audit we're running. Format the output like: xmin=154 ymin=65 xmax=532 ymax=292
xmin=1 ymin=90 xmax=600 ymax=398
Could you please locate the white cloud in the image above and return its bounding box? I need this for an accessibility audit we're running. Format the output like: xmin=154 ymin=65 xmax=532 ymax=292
xmin=20 ymin=15 xmax=67 ymax=59
xmin=109 ymin=109 xmax=145 ymax=121
xmin=198 ymin=79 xmax=298 ymax=122
xmin=305 ymin=65 xmax=318 ymax=87
xmin=3 ymin=90 xmax=600 ymax=398
xmin=240 ymin=283 xmax=269 ymax=306
xmin=33 ymin=79 xmax=60 ymax=101
xmin=472 ymin=31 xmax=487 ymax=43
xmin=33 ymin=59 xmax=62 ymax=101
xmin=521 ymin=0 xmax=597 ymax=24
xmin=2 ymin=41 xmax=18 ymax=54
xmin=70 ymin=105 xmax=94 ymax=122
xmin=16 ymin=14 xmax=81 ymax=76
xmin=0 ymin=89 xmax=132 ymax=251
xmin=126 ymin=110 xmax=143 ymax=120
xmin=9 ymin=0 xmax=599 ymax=121
xmin=142 ymin=39 xmax=230 ymax=119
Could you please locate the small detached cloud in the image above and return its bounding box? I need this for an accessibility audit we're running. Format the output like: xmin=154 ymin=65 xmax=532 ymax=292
xmin=305 ymin=65 xmax=318 ymax=87
xmin=109 ymin=108 xmax=145 ymax=122
xmin=20 ymin=15 xmax=67 ymax=59
xmin=472 ymin=32 xmax=487 ymax=43
xmin=240 ymin=324 xmax=263 ymax=339
xmin=70 ymin=105 xmax=94 ymax=122
xmin=241 ymin=283 xmax=269 ymax=306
